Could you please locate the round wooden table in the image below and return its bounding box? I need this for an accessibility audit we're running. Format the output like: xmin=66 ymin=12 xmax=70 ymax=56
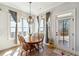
xmin=24 ymin=36 xmax=42 ymax=54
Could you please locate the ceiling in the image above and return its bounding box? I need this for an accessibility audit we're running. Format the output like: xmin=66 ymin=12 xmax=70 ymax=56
xmin=1 ymin=2 xmax=64 ymax=15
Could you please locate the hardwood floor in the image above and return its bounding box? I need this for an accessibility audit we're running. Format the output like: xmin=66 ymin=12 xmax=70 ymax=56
xmin=0 ymin=45 xmax=76 ymax=56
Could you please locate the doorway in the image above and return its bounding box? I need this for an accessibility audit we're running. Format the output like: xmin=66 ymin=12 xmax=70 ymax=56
xmin=56 ymin=14 xmax=75 ymax=50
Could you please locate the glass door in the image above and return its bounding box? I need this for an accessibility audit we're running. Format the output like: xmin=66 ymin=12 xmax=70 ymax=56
xmin=58 ymin=18 xmax=70 ymax=48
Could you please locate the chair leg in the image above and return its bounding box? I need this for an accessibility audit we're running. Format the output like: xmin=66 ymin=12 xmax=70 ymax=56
xmin=21 ymin=50 xmax=23 ymax=56
xmin=42 ymin=45 xmax=44 ymax=49
xmin=25 ymin=51 xmax=28 ymax=56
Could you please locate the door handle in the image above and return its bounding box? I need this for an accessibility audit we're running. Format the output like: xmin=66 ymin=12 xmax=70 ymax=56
xmin=72 ymin=33 xmax=74 ymax=36
xmin=56 ymin=32 xmax=58 ymax=36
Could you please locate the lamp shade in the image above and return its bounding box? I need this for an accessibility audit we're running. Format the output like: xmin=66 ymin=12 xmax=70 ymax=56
xmin=27 ymin=2 xmax=34 ymax=24
xmin=27 ymin=16 xmax=34 ymax=24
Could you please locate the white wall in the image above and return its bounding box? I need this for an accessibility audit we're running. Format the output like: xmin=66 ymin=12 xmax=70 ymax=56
xmin=76 ymin=8 xmax=79 ymax=51
xmin=0 ymin=4 xmax=14 ymax=50
xmin=0 ymin=4 xmax=29 ymax=50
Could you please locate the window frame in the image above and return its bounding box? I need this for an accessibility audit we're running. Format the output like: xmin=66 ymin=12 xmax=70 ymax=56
xmin=18 ymin=17 xmax=29 ymax=36
xmin=8 ymin=14 xmax=16 ymax=40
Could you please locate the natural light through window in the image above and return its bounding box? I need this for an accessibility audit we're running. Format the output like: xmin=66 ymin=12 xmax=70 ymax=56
xmin=10 ymin=15 xmax=16 ymax=38
xmin=18 ymin=18 xmax=29 ymax=36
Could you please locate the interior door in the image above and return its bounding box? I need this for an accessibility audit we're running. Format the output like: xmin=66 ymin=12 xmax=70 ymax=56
xmin=58 ymin=18 xmax=70 ymax=48
xmin=56 ymin=16 xmax=75 ymax=50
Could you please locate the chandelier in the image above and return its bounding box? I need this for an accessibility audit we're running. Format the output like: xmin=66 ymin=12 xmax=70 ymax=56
xmin=27 ymin=2 xmax=34 ymax=24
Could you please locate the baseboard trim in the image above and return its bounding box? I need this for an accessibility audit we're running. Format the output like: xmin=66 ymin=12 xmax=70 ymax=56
xmin=0 ymin=44 xmax=20 ymax=52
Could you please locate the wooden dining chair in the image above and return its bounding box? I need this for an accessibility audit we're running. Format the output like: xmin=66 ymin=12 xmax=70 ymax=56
xmin=18 ymin=35 xmax=26 ymax=55
xmin=21 ymin=42 xmax=30 ymax=56
xmin=18 ymin=35 xmax=25 ymax=45
xmin=18 ymin=35 xmax=36 ymax=55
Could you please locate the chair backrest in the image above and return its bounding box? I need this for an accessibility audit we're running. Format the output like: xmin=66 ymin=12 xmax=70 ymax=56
xmin=22 ymin=42 xmax=30 ymax=51
xmin=18 ymin=35 xmax=25 ymax=45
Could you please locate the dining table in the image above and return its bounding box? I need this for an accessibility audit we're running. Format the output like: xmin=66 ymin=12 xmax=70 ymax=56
xmin=24 ymin=35 xmax=42 ymax=53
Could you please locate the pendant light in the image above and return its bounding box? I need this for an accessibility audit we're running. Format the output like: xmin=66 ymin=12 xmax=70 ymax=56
xmin=27 ymin=2 xmax=34 ymax=24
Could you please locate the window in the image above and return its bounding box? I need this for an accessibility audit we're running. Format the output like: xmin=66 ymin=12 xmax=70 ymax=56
xmin=10 ymin=15 xmax=16 ymax=38
xmin=18 ymin=18 xmax=29 ymax=36
xmin=34 ymin=18 xmax=44 ymax=33
xmin=48 ymin=17 xmax=51 ymax=29
xmin=35 ymin=18 xmax=38 ymax=33
xmin=39 ymin=19 xmax=44 ymax=32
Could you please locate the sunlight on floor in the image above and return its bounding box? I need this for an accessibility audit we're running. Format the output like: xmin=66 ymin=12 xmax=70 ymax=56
xmin=3 ymin=50 xmax=13 ymax=56
xmin=13 ymin=48 xmax=20 ymax=56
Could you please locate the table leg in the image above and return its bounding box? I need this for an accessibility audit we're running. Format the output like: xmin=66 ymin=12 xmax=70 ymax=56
xmin=29 ymin=45 xmax=32 ymax=55
xmin=37 ymin=43 xmax=39 ymax=51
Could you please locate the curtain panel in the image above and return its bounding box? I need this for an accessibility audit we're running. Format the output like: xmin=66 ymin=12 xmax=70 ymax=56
xmin=9 ymin=10 xmax=17 ymax=44
xmin=46 ymin=12 xmax=50 ymax=43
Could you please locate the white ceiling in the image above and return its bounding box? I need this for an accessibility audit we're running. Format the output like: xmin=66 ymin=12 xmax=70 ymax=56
xmin=1 ymin=2 xmax=64 ymax=15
